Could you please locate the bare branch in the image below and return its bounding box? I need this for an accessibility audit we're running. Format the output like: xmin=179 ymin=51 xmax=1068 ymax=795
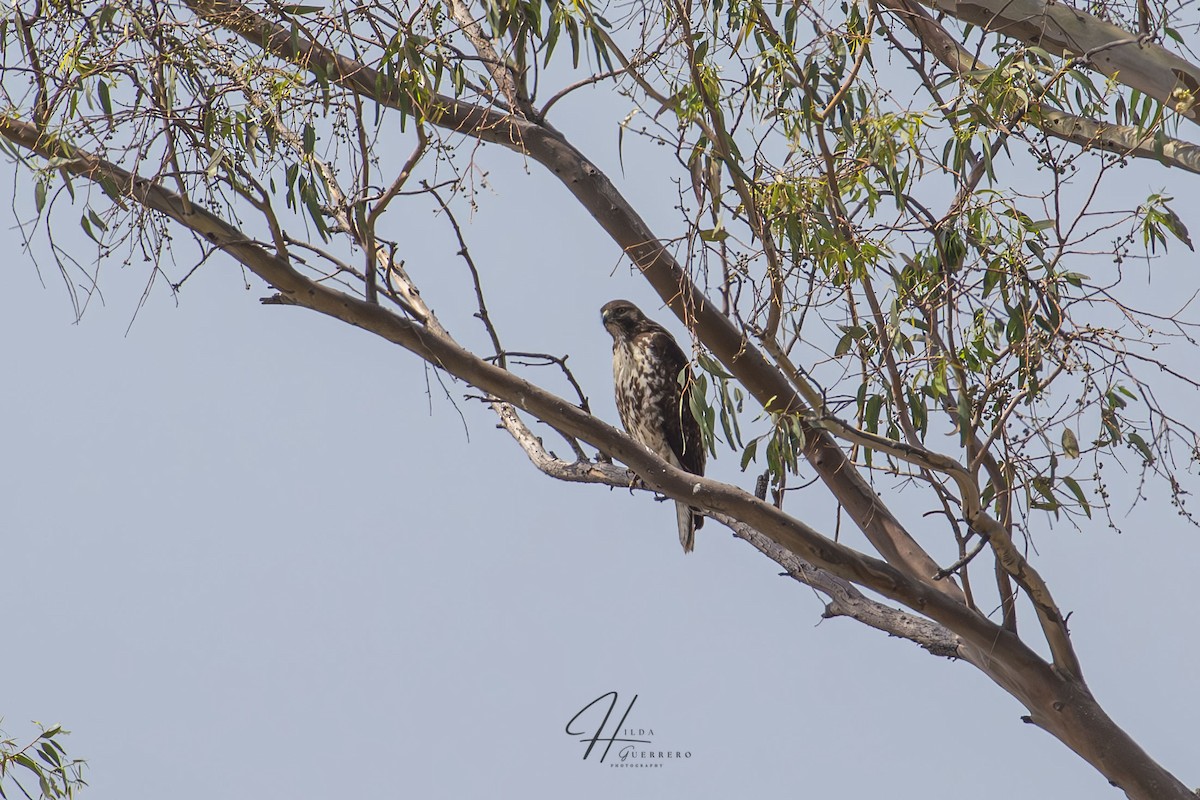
xmin=723 ymin=516 xmax=964 ymax=658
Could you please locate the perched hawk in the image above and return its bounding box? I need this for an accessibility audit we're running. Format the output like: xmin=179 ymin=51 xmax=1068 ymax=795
xmin=601 ymin=299 xmax=706 ymax=553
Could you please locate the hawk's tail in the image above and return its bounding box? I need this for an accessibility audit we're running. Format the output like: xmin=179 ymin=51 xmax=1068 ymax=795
xmin=675 ymin=501 xmax=704 ymax=554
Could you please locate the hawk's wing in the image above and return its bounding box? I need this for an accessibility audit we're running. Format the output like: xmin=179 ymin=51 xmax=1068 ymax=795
xmin=639 ymin=329 xmax=706 ymax=478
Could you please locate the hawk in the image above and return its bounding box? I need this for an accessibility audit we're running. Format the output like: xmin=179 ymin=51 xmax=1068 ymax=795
xmin=601 ymin=299 xmax=706 ymax=553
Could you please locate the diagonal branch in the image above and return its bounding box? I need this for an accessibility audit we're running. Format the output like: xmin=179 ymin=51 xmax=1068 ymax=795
xmin=445 ymin=0 xmax=528 ymax=117
xmin=494 ymin=402 xmax=963 ymax=657
xmin=798 ymin=400 xmax=1082 ymax=679
xmin=723 ymin=517 xmax=963 ymax=659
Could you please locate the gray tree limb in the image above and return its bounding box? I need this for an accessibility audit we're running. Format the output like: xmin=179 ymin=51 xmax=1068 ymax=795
xmin=884 ymin=0 xmax=1200 ymax=171
xmin=492 ymin=401 xmax=964 ymax=658
xmin=917 ymin=0 xmax=1200 ymax=123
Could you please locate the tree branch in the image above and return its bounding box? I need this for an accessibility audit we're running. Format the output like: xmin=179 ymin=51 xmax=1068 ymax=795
xmin=2 ymin=110 xmax=1191 ymax=800
xmin=881 ymin=0 xmax=1200 ymax=172
xmin=494 ymin=401 xmax=963 ymax=658
xmin=912 ymin=0 xmax=1200 ymax=125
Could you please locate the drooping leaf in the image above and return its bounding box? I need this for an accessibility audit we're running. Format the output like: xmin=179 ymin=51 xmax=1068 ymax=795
xmin=1061 ymin=476 xmax=1091 ymax=518
xmin=1061 ymin=427 xmax=1080 ymax=459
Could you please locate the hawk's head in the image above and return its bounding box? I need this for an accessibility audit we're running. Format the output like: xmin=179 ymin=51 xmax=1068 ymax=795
xmin=601 ymin=299 xmax=653 ymax=341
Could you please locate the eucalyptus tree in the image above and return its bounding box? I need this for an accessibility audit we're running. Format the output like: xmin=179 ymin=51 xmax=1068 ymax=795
xmin=3 ymin=0 xmax=1199 ymax=796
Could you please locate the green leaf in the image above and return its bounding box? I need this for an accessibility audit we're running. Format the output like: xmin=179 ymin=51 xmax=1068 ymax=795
xmin=12 ymin=752 xmax=39 ymax=773
xmin=37 ymin=743 xmax=61 ymax=768
xmin=864 ymin=393 xmax=882 ymax=433
xmin=956 ymin=391 xmax=973 ymax=442
xmin=765 ymin=434 xmax=780 ymax=476
xmin=687 ymin=372 xmax=715 ymax=456
xmin=739 ymin=438 xmax=758 ymax=470
xmin=696 ymin=350 xmax=732 ymax=379
xmin=87 ymin=208 xmax=108 ymax=232
xmin=929 ymin=366 xmax=948 ymax=400
xmin=1061 ymin=427 xmax=1080 ymax=458
xmin=1061 ymin=476 xmax=1091 ymax=517
xmin=834 ymin=330 xmax=855 ymax=357
xmin=980 ymin=481 xmax=996 ymax=510
xmin=302 ymin=187 xmax=329 ymax=240
xmin=906 ymin=388 xmax=927 ymax=437
xmin=1160 ymin=205 xmax=1194 ymax=251
xmin=1031 ymin=476 xmax=1056 ymax=502
xmin=787 ymin=415 xmax=807 ymax=455
xmin=1030 ymin=476 xmax=1060 ymax=515
xmin=98 ymin=79 xmax=113 ymax=117
xmin=834 ymin=325 xmax=865 ymax=357
xmin=80 ymin=213 xmax=98 ymax=243
xmin=1128 ymin=432 xmax=1154 ymax=464
xmin=719 ymin=405 xmax=735 ymax=452
xmin=1006 ymin=310 xmax=1025 ymax=344
xmin=205 ymin=148 xmax=224 ymax=178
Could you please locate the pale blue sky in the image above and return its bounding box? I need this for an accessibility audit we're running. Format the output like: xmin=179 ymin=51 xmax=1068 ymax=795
xmin=3 ymin=60 xmax=1198 ymax=799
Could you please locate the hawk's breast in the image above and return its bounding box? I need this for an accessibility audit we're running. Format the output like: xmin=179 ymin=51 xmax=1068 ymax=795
xmin=612 ymin=337 xmax=681 ymax=467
